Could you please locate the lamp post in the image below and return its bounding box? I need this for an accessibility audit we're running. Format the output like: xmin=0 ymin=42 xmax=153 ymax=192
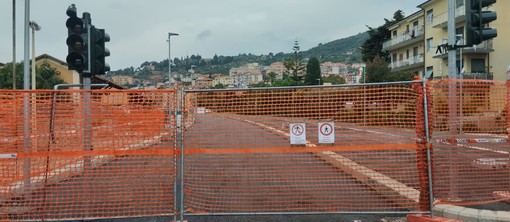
xmin=12 ymin=0 xmax=16 ymax=89
xmin=29 ymin=20 xmax=41 ymax=166
xmin=167 ymin=32 xmax=179 ymax=88
xmin=29 ymin=21 xmax=41 ymax=90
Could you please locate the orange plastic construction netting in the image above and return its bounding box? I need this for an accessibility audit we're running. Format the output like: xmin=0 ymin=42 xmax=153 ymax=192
xmin=182 ymin=82 xmax=430 ymax=214
xmin=428 ymin=79 xmax=510 ymax=206
xmin=0 ymin=90 xmax=178 ymax=220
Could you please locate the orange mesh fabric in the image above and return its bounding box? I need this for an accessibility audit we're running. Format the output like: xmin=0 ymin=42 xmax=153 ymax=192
xmin=0 ymin=90 xmax=178 ymax=220
xmin=428 ymin=79 xmax=510 ymax=206
xmin=183 ymin=83 xmax=425 ymax=213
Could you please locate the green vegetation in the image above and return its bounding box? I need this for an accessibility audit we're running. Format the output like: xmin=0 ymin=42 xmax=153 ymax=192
xmin=304 ymin=57 xmax=321 ymax=85
xmin=0 ymin=62 xmax=65 ymax=89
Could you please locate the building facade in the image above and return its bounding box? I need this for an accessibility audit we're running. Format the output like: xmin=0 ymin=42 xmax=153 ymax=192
xmin=383 ymin=0 xmax=509 ymax=80
xmin=111 ymin=75 xmax=134 ymax=86
xmin=320 ymin=62 xmax=349 ymax=77
xmin=35 ymin=54 xmax=80 ymax=84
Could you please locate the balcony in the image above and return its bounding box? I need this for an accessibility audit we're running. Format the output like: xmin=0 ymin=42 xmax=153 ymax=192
xmin=433 ymin=72 xmax=493 ymax=80
xmin=390 ymin=54 xmax=424 ymax=72
xmin=433 ymin=5 xmax=465 ymax=29
xmin=432 ymin=39 xmax=494 ymax=59
xmin=382 ymin=26 xmax=424 ymax=51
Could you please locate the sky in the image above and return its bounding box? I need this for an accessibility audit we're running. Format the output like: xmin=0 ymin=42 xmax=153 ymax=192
xmin=0 ymin=1 xmax=424 ymax=71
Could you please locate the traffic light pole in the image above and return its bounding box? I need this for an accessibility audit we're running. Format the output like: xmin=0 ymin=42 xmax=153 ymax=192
xmin=447 ymin=0 xmax=460 ymax=203
xmin=82 ymin=12 xmax=93 ymax=172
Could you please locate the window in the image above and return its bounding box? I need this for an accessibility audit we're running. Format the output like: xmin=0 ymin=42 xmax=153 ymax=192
xmin=471 ymin=59 xmax=486 ymax=73
xmin=413 ymin=47 xmax=419 ymax=57
xmin=406 ymin=50 xmax=410 ymax=59
xmin=393 ymin=30 xmax=397 ymax=37
xmin=426 ymin=66 xmax=433 ymax=79
xmin=456 ymin=26 xmax=465 ymax=44
xmin=426 ymin=38 xmax=434 ymax=52
xmin=456 ymin=0 xmax=464 ymax=7
xmin=426 ymin=9 xmax=433 ymax=24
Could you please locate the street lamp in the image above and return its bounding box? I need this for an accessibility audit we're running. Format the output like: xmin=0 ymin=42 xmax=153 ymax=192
xmin=167 ymin=32 xmax=179 ymax=87
xmin=29 ymin=20 xmax=41 ymax=90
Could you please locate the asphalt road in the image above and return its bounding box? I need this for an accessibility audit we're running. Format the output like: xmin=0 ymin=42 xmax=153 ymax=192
xmin=2 ymin=112 xmax=508 ymax=221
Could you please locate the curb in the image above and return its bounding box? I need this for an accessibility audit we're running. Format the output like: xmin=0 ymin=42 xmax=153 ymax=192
xmin=433 ymin=204 xmax=510 ymax=222
xmin=407 ymin=214 xmax=461 ymax=222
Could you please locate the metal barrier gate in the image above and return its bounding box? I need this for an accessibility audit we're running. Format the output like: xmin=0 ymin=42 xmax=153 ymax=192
xmin=1 ymin=79 xmax=509 ymax=221
xmin=181 ymin=80 xmax=431 ymax=217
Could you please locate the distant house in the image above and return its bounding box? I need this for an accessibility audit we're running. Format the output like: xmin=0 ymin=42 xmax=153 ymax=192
xmin=320 ymin=62 xmax=348 ymax=77
xmin=35 ymin=54 xmax=123 ymax=89
xmin=35 ymin=54 xmax=80 ymax=85
xmin=265 ymin=62 xmax=286 ymax=80
xmin=230 ymin=63 xmax=264 ymax=87
xmin=0 ymin=62 xmax=4 ymax=68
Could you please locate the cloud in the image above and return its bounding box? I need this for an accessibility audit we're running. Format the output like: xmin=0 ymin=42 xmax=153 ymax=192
xmin=196 ymin=30 xmax=212 ymax=40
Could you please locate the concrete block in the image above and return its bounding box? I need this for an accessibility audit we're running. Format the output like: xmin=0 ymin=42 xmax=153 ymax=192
xmin=442 ymin=205 xmax=464 ymax=220
xmin=479 ymin=209 xmax=498 ymax=222
xmin=433 ymin=204 xmax=454 ymax=217
xmin=457 ymin=208 xmax=480 ymax=222
xmin=496 ymin=210 xmax=510 ymax=222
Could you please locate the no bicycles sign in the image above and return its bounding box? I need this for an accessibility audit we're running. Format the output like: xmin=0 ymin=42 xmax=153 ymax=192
xmin=290 ymin=123 xmax=306 ymax=145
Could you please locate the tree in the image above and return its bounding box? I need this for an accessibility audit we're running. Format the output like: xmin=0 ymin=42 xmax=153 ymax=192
xmin=0 ymin=62 xmax=65 ymax=89
xmin=267 ymin=72 xmax=278 ymax=85
xmin=323 ymin=75 xmax=346 ymax=85
xmin=364 ymin=55 xmax=390 ymax=83
xmin=35 ymin=63 xmax=66 ymax=89
xmin=304 ymin=57 xmax=321 ymax=85
xmin=361 ymin=10 xmax=405 ymax=63
xmin=284 ymin=41 xmax=306 ymax=81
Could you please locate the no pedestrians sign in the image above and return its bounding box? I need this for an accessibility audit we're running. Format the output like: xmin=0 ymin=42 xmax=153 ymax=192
xmin=318 ymin=122 xmax=335 ymax=144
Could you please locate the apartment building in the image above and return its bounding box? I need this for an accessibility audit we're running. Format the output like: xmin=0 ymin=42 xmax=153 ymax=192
xmin=383 ymin=0 xmax=509 ymax=80
xmin=111 ymin=75 xmax=134 ymax=86
xmin=212 ymin=75 xmax=235 ymax=88
xmin=320 ymin=62 xmax=349 ymax=77
xmin=383 ymin=11 xmax=425 ymax=75
xmin=230 ymin=63 xmax=264 ymax=87
xmin=192 ymin=75 xmax=213 ymax=89
xmin=265 ymin=62 xmax=286 ymax=80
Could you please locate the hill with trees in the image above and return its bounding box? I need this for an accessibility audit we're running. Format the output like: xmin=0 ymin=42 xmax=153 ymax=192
xmin=106 ymin=32 xmax=370 ymax=83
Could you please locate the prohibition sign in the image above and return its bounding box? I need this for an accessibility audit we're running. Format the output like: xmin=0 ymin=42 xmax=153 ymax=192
xmin=320 ymin=123 xmax=333 ymax=136
xmin=291 ymin=124 xmax=304 ymax=136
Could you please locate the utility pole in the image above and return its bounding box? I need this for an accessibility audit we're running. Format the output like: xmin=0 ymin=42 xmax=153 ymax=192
xmin=12 ymin=0 xmax=16 ymax=89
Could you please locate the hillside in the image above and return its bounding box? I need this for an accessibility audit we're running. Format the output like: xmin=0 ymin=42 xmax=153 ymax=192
xmin=107 ymin=31 xmax=369 ymax=80
xmin=303 ymin=32 xmax=368 ymax=63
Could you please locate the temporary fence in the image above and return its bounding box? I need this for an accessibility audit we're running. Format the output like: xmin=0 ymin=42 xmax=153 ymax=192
xmin=428 ymin=79 xmax=510 ymax=206
xmin=182 ymin=81 xmax=431 ymax=215
xmin=0 ymin=90 xmax=178 ymax=221
xmin=0 ymin=79 xmax=508 ymax=221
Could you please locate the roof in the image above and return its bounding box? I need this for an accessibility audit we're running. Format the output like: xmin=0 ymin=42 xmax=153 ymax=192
xmin=417 ymin=0 xmax=433 ymax=8
xmin=35 ymin=54 xmax=67 ymax=66
xmin=92 ymin=76 xmax=126 ymax=89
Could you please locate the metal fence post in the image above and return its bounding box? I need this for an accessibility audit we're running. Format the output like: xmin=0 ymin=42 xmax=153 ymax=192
xmin=422 ymin=77 xmax=435 ymax=218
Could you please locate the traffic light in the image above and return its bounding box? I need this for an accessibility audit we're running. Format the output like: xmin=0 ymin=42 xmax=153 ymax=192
xmin=90 ymin=27 xmax=110 ymax=75
xmin=65 ymin=4 xmax=89 ymax=72
xmin=465 ymin=0 xmax=497 ymax=47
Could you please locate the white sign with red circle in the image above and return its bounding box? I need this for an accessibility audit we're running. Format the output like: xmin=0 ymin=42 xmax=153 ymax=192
xmin=290 ymin=123 xmax=306 ymax=145
xmin=318 ymin=122 xmax=335 ymax=144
